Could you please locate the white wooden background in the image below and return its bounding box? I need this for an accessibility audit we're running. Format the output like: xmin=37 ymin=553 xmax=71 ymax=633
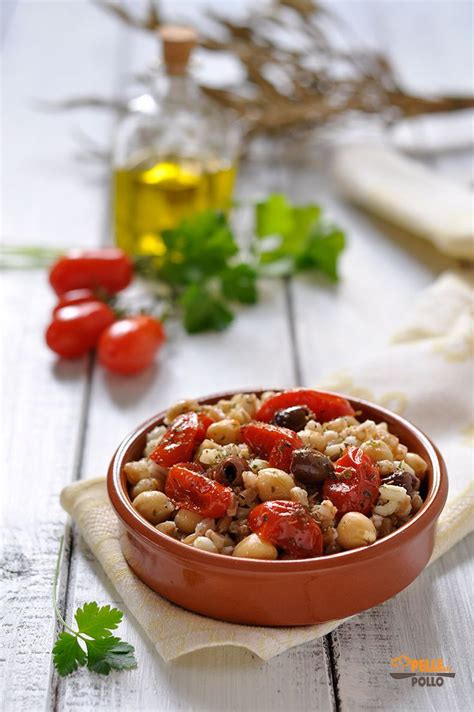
xmin=1 ymin=1 xmax=473 ymax=711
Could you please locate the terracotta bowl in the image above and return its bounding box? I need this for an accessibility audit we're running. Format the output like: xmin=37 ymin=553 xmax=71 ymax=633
xmin=108 ymin=390 xmax=448 ymax=626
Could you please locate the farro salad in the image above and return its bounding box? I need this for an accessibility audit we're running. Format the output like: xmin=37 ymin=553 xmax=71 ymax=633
xmin=124 ymin=390 xmax=428 ymax=560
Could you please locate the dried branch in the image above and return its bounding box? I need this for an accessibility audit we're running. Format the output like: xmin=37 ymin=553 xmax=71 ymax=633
xmin=52 ymin=0 xmax=474 ymax=142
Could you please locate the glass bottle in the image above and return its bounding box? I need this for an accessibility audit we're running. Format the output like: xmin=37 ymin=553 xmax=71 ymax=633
xmin=113 ymin=25 xmax=240 ymax=256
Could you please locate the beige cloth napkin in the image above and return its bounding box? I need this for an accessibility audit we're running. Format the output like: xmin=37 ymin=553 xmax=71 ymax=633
xmin=333 ymin=145 xmax=474 ymax=260
xmin=60 ymin=272 xmax=474 ymax=662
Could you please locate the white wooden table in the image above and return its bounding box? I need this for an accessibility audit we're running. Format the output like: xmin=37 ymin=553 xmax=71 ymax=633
xmin=1 ymin=2 xmax=473 ymax=710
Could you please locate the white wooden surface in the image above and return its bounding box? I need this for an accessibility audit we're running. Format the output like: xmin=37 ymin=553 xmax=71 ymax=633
xmin=1 ymin=2 xmax=473 ymax=711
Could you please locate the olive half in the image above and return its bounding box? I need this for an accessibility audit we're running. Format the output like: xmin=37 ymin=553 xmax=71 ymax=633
xmin=381 ymin=470 xmax=420 ymax=495
xmin=208 ymin=456 xmax=248 ymax=486
xmin=272 ymin=405 xmax=313 ymax=432
xmin=290 ymin=447 xmax=334 ymax=484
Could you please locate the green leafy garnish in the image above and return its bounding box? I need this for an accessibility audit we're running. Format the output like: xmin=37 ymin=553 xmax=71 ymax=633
xmin=255 ymin=193 xmax=345 ymax=281
xmin=180 ymin=282 xmax=234 ymax=334
xmin=134 ymin=196 xmax=345 ymax=332
xmin=52 ymin=536 xmax=137 ymax=677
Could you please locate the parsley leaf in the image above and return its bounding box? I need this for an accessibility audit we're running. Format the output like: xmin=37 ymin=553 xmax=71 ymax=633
xmin=181 ymin=283 xmax=234 ymax=333
xmin=220 ymin=264 xmax=258 ymax=304
xmin=52 ymin=632 xmax=87 ymax=677
xmin=52 ymin=536 xmax=137 ymax=678
xmin=86 ymin=637 xmax=137 ymax=675
xmin=255 ymin=193 xmax=345 ymax=281
xmin=74 ymin=602 xmax=123 ymax=639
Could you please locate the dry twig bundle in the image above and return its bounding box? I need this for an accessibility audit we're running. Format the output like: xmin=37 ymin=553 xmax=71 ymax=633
xmin=59 ymin=0 xmax=474 ymax=140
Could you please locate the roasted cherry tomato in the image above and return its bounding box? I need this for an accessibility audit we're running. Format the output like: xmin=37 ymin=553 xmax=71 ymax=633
xmin=49 ymin=248 xmax=133 ymax=296
xmin=241 ymin=422 xmax=302 ymax=471
xmin=322 ymin=446 xmax=380 ymax=516
xmin=46 ymin=301 xmax=115 ymax=359
xmin=249 ymin=500 xmax=323 ymax=558
xmin=165 ymin=463 xmax=234 ymax=518
xmin=255 ymin=389 xmax=355 ymax=424
xmin=150 ymin=411 xmax=211 ymax=467
xmin=53 ymin=288 xmax=97 ymax=315
xmin=98 ymin=315 xmax=165 ymax=375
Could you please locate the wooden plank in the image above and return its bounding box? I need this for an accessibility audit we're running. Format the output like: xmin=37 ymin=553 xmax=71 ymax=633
xmin=0 ymin=3 xmax=124 ymax=710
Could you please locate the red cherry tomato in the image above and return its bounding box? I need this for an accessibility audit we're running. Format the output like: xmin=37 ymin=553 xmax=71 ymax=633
xmin=53 ymin=288 xmax=97 ymax=315
xmin=46 ymin=301 xmax=115 ymax=359
xmin=149 ymin=411 xmax=211 ymax=467
xmin=255 ymin=389 xmax=355 ymax=424
xmin=249 ymin=500 xmax=323 ymax=558
xmin=322 ymin=446 xmax=380 ymax=516
xmin=49 ymin=248 xmax=133 ymax=296
xmin=98 ymin=315 xmax=165 ymax=375
xmin=165 ymin=463 xmax=234 ymax=518
xmin=268 ymin=439 xmax=295 ymax=471
xmin=241 ymin=422 xmax=302 ymax=470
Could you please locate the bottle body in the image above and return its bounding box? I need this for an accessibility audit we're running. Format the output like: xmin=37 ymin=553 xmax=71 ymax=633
xmin=114 ymin=155 xmax=237 ymax=256
xmin=113 ymin=76 xmax=239 ymax=256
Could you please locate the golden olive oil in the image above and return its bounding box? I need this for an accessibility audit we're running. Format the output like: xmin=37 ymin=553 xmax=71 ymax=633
xmin=114 ymin=160 xmax=237 ymax=256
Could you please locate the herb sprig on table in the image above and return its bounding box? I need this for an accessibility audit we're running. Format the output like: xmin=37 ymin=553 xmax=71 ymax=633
xmin=52 ymin=536 xmax=137 ymax=677
xmin=133 ymin=193 xmax=346 ymax=333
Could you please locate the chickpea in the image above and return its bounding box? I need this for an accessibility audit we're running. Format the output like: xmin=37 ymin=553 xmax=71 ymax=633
xmin=256 ymin=468 xmax=294 ymax=501
xmin=131 ymin=477 xmax=162 ymax=499
xmin=193 ymin=536 xmax=218 ymax=553
xmin=232 ymin=533 xmax=278 ymax=560
xmin=230 ymin=393 xmax=259 ymax=417
xmin=201 ymin=405 xmax=226 ymax=422
xmin=337 ymin=512 xmax=377 ymax=550
xmin=405 ymin=452 xmax=428 ymax=479
xmin=227 ymin=406 xmax=251 ymax=425
xmin=133 ymin=491 xmax=174 ymax=525
xmin=164 ymin=398 xmax=199 ymax=424
xmin=360 ymin=439 xmax=394 ymax=462
xmin=175 ymin=508 xmax=204 ymax=534
xmin=124 ymin=459 xmax=153 ymax=486
xmin=206 ymin=418 xmax=241 ymax=445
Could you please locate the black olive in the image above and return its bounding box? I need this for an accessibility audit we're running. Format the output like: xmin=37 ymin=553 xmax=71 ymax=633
xmin=208 ymin=456 xmax=248 ymax=486
xmin=273 ymin=406 xmax=313 ymax=432
xmin=382 ymin=470 xmax=420 ymax=495
xmin=290 ymin=448 xmax=334 ymax=484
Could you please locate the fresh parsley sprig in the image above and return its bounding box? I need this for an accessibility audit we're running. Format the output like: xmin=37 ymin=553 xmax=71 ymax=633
xmin=52 ymin=536 xmax=137 ymax=677
xmin=255 ymin=193 xmax=346 ymax=281
xmin=134 ymin=194 xmax=346 ymax=333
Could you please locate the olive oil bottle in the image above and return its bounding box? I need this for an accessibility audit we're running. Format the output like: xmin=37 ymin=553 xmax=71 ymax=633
xmin=113 ymin=26 xmax=239 ymax=256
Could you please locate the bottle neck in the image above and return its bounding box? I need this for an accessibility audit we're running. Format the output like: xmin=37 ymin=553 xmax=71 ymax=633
xmin=150 ymin=71 xmax=198 ymax=103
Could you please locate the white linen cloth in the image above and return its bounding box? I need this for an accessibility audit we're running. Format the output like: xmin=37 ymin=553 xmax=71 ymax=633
xmin=333 ymin=145 xmax=474 ymax=260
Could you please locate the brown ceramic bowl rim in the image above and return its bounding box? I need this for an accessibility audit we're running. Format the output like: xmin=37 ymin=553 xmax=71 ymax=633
xmin=108 ymin=389 xmax=448 ymax=573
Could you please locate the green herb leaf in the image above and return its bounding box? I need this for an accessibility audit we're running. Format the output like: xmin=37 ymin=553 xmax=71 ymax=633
xmin=74 ymin=602 xmax=123 ymax=639
xmin=85 ymin=637 xmax=137 ymax=675
xmin=52 ymin=632 xmax=87 ymax=677
xmin=220 ymin=264 xmax=258 ymax=304
xmin=181 ymin=282 xmax=234 ymax=333
xmin=295 ymin=224 xmax=346 ymax=281
xmin=158 ymin=210 xmax=238 ymax=285
xmin=254 ymin=193 xmax=344 ymax=281
xmin=52 ymin=536 xmax=137 ymax=678
xmin=256 ymin=193 xmax=294 ymax=237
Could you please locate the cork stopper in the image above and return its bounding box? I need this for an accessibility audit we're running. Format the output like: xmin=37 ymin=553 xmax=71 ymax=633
xmin=159 ymin=25 xmax=198 ymax=76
